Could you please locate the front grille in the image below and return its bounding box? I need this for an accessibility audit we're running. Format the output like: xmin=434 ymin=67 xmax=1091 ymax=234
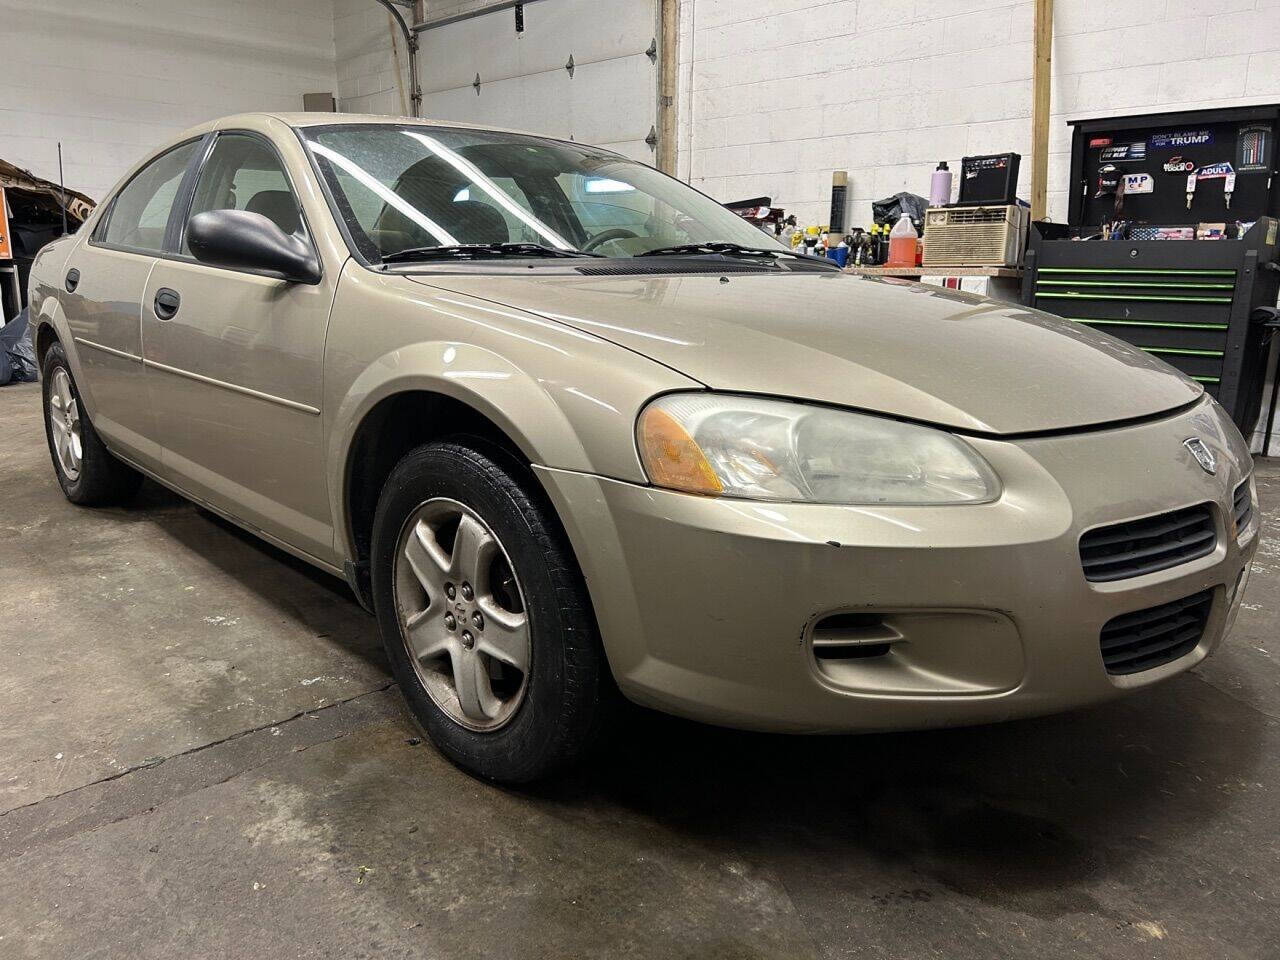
xmin=1100 ymin=589 xmax=1213 ymax=675
xmin=1233 ymin=479 xmax=1254 ymax=537
xmin=1079 ymin=503 xmax=1216 ymax=582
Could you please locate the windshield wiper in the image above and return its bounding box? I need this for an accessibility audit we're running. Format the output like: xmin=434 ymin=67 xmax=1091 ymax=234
xmin=381 ymin=242 xmax=603 ymax=265
xmin=635 ymin=242 xmax=819 ymax=261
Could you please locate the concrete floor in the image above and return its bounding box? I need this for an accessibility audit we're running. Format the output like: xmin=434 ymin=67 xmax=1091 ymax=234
xmin=1 ymin=380 xmax=1278 ymax=960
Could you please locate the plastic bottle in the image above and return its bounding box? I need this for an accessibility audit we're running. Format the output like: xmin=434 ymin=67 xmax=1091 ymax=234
xmin=887 ymin=214 xmax=918 ymax=267
xmin=930 ymin=161 xmax=952 ymax=208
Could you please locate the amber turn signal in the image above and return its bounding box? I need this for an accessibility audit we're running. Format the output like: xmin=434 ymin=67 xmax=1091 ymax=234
xmin=637 ymin=405 xmax=723 ymax=496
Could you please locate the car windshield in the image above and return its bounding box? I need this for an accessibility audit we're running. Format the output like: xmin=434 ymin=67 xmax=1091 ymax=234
xmin=301 ymin=124 xmax=786 ymax=262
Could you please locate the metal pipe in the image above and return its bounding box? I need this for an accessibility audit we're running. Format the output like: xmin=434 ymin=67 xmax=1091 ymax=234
xmin=371 ymin=0 xmax=421 ymax=116
xmin=57 ymin=142 xmax=68 ymax=236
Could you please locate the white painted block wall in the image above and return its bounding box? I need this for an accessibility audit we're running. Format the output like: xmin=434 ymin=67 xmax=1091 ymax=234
xmin=0 ymin=0 xmax=337 ymax=203
xmin=334 ymin=0 xmax=414 ymax=116
xmin=678 ymin=0 xmax=1280 ymax=228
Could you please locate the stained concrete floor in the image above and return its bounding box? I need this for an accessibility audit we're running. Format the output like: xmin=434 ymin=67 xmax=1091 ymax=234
xmin=1 ymin=380 xmax=1278 ymax=960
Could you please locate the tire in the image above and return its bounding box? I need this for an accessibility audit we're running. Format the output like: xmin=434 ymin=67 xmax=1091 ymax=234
xmin=370 ymin=439 xmax=614 ymax=783
xmin=41 ymin=342 xmax=142 ymax=506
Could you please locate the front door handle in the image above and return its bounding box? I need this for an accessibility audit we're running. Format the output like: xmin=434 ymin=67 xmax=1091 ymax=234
xmin=65 ymin=268 xmax=80 ymax=293
xmin=153 ymin=287 xmax=181 ymax=321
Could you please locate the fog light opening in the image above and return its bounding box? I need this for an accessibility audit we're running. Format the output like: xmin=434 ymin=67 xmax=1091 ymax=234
xmin=811 ymin=612 xmax=901 ymax=661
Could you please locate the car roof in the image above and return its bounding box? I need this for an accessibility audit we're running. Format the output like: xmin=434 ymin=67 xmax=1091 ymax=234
xmin=194 ymin=111 xmax=544 ymax=138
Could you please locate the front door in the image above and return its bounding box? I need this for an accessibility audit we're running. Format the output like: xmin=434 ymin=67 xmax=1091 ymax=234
xmin=61 ymin=139 xmax=202 ymax=470
xmin=140 ymin=131 xmax=336 ymax=561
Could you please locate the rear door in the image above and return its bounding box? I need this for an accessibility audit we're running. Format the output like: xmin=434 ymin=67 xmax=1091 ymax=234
xmin=61 ymin=138 xmax=203 ymax=470
xmin=418 ymin=0 xmax=661 ymax=163
xmin=140 ymin=131 xmax=336 ymax=561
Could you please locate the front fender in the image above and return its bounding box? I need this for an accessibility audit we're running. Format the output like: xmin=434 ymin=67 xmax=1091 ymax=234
xmin=323 ymin=264 xmax=698 ymax=561
xmin=325 ymin=340 xmax=589 ymax=545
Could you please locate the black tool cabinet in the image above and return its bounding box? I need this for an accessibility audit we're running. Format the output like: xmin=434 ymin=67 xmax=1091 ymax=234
xmin=1023 ymin=219 xmax=1279 ymax=434
xmin=1021 ymin=105 xmax=1280 ymax=437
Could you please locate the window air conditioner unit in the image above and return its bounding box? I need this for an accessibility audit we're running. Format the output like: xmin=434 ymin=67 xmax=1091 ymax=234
xmin=922 ymin=204 xmax=1029 ymax=268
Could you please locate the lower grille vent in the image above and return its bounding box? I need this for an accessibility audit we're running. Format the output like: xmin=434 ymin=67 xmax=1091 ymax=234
xmin=1099 ymin=589 xmax=1212 ymax=675
xmin=1079 ymin=503 xmax=1215 ymax=582
xmin=811 ymin=612 xmax=897 ymax=660
xmin=1233 ymin=479 xmax=1254 ymax=537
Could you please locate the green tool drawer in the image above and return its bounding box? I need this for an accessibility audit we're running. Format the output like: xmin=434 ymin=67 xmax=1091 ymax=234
xmin=1022 ymin=219 xmax=1279 ymax=434
xmin=1030 ymin=267 xmax=1236 ymax=392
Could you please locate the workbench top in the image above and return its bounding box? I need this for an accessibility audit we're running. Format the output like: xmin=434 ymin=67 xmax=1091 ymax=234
xmin=844 ymin=265 xmax=1024 ymax=277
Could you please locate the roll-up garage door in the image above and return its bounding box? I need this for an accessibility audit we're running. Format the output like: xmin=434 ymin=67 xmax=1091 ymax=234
xmin=417 ymin=0 xmax=660 ymax=163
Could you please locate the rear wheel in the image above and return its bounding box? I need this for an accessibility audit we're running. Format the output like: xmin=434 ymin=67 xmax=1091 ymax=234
xmin=370 ymin=440 xmax=614 ymax=782
xmin=41 ymin=342 xmax=142 ymax=505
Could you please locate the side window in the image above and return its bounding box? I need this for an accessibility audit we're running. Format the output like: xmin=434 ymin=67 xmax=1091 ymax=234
xmin=98 ymin=140 xmax=200 ymax=252
xmin=182 ymin=133 xmax=304 ymax=253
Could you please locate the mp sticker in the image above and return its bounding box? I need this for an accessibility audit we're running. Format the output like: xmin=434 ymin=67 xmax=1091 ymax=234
xmin=1122 ymin=173 xmax=1154 ymax=194
xmin=1149 ymin=129 xmax=1214 ymax=149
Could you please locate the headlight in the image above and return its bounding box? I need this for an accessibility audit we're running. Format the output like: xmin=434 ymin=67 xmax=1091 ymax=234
xmin=636 ymin=393 xmax=1000 ymax=505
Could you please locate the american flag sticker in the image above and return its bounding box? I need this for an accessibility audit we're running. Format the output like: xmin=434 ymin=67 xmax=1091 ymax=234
xmin=1237 ymin=123 xmax=1271 ymax=173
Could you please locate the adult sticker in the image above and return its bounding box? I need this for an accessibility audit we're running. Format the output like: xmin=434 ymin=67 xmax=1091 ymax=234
xmin=1102 ymin=142 xmax=1147 ymax=161
xmin=1237 ymin=122 xmax=1271 ymax=173
xmin=1089 ymin=137 xmax=1113 ymax=148
xmin=1163 ymin=156 xmax=1196 ymax=174
xmin=1149 ymin=129 xmax=1214 ymax=150
xmin=1196 ymin=161 xmax=1234 ymax=180
xmin=1122 ymin=173 xmax=1154 ymax=194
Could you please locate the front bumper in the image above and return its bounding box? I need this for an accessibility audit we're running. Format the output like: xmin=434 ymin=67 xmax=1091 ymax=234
xmin=536 ymin=398 xmax=1259 ymax=732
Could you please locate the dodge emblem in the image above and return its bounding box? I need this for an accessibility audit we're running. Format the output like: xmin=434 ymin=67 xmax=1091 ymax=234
xmin=1184 ymin=437 xmax=1217 ymax=475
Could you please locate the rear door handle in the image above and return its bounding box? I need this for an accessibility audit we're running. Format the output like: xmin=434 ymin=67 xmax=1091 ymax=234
xmin=153 ymin=287 xmax=181 ymax=321
xmin=64 ymin=268 xmax=80 ymax=293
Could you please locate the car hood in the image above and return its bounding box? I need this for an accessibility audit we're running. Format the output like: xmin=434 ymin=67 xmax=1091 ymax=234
xmin=409 ymin=271 xmax=1202 ymax=434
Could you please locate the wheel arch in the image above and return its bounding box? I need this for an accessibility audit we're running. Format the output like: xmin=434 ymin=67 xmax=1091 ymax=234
xmin=329 ymin=342 xmax=598 ymax=608
xmin=35 ymin=316 xmax=61 ymax=362
xmin=341 ymin=388 xmax=532 ymax=598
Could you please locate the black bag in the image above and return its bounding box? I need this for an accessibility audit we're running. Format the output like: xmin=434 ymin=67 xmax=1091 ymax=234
xmin=871 ymin=192 xmax=930 ymax=228
xmin=0 ymin=308 xmax=39 ymax=385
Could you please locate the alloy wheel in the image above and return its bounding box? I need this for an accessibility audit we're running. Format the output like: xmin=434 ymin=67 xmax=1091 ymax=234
xmin=48 ymin=368 xmax=83 ymax=481
xmin=392 ymin=497 xmax=531 ymax=732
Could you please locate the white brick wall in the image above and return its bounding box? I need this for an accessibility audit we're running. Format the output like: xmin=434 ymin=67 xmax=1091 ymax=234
xmin=334 ymin=0 xmax=413 ymax=116
xmin=0 ymin=0 xmax=336 ymax=203
xmin=7 ymin=0 xmax=1274 ymax=224
xmin=679 ymin=0 xmax=1280 ymax=228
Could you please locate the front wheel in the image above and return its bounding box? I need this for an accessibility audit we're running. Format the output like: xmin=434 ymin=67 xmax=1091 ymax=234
xmin=370 ymin=440 xmax=614 ymax=782
xmin=41 ymin=342 xmax=142 ymax=505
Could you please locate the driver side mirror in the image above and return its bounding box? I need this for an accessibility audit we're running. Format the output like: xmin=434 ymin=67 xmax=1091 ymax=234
xmin=187 ymin=209 xmax=321 ymax=284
